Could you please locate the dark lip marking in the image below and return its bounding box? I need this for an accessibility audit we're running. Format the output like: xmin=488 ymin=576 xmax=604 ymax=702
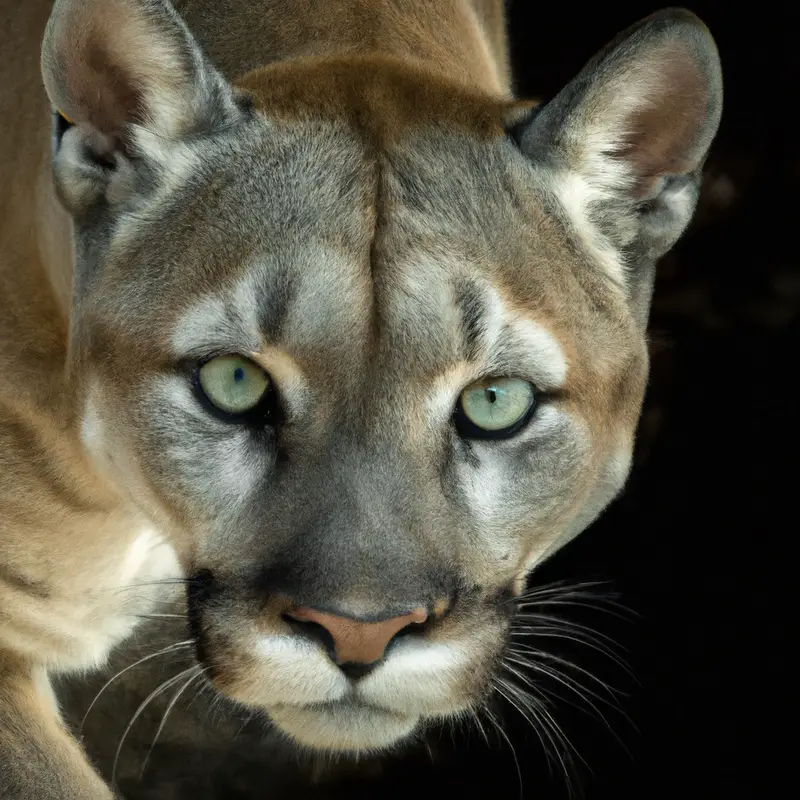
xmin=307 ymin=699 xmax=405 ymax=718
xmin=186 ymin=569 xmax=216 ymax=668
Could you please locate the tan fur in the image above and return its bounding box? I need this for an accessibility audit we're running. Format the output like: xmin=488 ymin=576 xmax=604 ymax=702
xmin=173 ymin=0 xmax=511 ymax=93
xmin=0 ymin=1 xmax=720 ymax=795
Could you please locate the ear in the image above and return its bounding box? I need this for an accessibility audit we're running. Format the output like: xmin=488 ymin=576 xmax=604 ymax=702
xmin=508 ymin=9 xmax=722 ymax=319
xmin=41 ymin=0 xmax=243 ymax=213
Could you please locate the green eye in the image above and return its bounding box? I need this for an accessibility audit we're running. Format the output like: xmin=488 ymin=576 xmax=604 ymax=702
xmin=455 ymin=377 xmax=536 ymax=439
xmin=196 ymin=355 xmax=270 ymax=416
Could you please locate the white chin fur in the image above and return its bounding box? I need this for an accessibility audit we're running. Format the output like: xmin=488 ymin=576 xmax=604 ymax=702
xmin=267 ymin=703 xmax=418 ymax=753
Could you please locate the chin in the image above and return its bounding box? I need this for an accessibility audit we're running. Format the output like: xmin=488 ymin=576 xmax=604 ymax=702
xmin=266 ymin=702 xmax=420 ymax=753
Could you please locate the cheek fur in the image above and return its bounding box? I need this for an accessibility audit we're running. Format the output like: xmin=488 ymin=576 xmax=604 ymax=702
xmin=144 ymin=375 xmax=273 ymax=513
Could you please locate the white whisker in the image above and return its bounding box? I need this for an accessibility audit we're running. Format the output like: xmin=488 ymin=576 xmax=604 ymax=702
xmin=511 ymin=579 xmax=612 ymax=603
xmin=492 ymin=577 xmax=638 ymax=795
xmin=510 ymin=621 xmax=634 ymax=679
xmin=483 ymin=705 xmax=523 ymax=800
xmin=80 ymin=640 xmax=193 ymax=731
xmin=507 ymin=645 xmax=623 ymax=699
xmin=112 ymin=665 xmax=199 ymax=786
xmin=468 ymin=708 xmax=491 ymax=747
xmin=504 ymin=654 xmax=619 ymax=741
xmin=513 ymin=612 xmax=625 ymax=647
xmin=111 ymin=578 xmax=188 ymax=595
xmin=497 ymin=676 xmax=583 ymax=797
xmin=495 ymin=677 xmax=562 ymax=779
xmin=139 ymin=667 xmax=203 ymax=778
xmin=493 ymin=678 xmax=549 ymax=764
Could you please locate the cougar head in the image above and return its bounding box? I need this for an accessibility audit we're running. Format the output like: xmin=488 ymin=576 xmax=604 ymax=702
xmin=42 ymin=0 xmax=721 ymax=751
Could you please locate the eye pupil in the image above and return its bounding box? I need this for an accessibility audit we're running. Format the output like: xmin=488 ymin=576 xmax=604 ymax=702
xmin=455 ymin=377 xmax=537 ymax=439
xmin=195 ymin=355 xmax=271 ymax=419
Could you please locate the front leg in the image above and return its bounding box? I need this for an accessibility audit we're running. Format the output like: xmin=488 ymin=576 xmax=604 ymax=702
xmin=0 ymin=657 xmax=114 ymax=800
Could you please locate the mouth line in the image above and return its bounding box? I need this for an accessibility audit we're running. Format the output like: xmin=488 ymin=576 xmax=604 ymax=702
xmin=270 ymin=698 xmax=404 ymax=718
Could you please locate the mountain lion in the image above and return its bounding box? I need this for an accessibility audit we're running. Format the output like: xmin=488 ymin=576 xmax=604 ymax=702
xmin=0 ymin=0 xmax=721 ymax=796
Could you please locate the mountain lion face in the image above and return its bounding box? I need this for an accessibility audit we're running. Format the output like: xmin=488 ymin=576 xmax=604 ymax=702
xmin=42 ymin=0 xmax=721 ymax=751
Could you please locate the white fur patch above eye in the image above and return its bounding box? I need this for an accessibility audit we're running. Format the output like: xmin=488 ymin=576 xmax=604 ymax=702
xmin=426 ymin=290 xmax=569 ymax=428
xmin=477 ymin=285 xmax=569 ymax=390
xmin=170 ymin=244 xmax=363 ymax=361
xmin=80 ymin=387 xmax=106 ymax=460
xmin=117 ymin=526 xmax=160 ymax=586
xmin=170 ymin=294 xmax=260 ymax=359
xmin=503 ymin=317 xmax=569 ymax=389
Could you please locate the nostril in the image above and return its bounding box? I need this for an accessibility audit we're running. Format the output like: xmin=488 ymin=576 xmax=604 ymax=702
xmin=281 ymin=613 xmax=336 ymax=658
xmin=282 ymin=614 xmax=380 ymax=678
xmin=391 ymin=617 xmax=430 ymax=640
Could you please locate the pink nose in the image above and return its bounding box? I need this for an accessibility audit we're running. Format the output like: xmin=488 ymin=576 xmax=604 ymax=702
xmin=285 ymin=606 xmax=429 ymax=664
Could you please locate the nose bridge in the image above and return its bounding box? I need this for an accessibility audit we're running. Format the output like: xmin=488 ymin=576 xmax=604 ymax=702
xmin=315 ymin=439 xmax=410 ymax=543
xmin=268 ymin=447 xmax=450 ymax=613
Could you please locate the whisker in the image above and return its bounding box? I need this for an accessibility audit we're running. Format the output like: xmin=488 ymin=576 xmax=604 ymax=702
xmin=187 ymin=674 xmax=213 ymax=712
xmin=510 ymin=621 xmax=620 ymax=654
xmin=232 ymin=709 xmax=256 ymax=743
xmin=423 ymin=738 xmax=435 ymax=766
xmin=494 ymin=677 xmax=560 ymax=780
xmin=510 ymin=623 xmax=620 ymax=658
xmin=513 ymin=612 xmax=625 ymax=646
xmin=495 ymin=577 xmax=638 ymax=795
xmin=503 ymin=654 xmax=624 ymax=747
xmin=482 ymin=705 xmax=523 ymax=800
xmin=510 ymin=579 xmax=638 ymax=625
xmin=506 ymin=645 xmax=626 ymax=700
xmin=468 ymin=708 xmax=491 ymax=748
xmin=111 ymin=665 xmax=199 ymax=786
xmin=139 ymin=667 xmax=203 ymax=779
xmin=510 ymin=648 xmax=637 ymax=745
xmin=80 ymin=641 xmax=193 ymax=732
xmin=518 ymin=599 xmax=636 ymax=625
xmin=111 ymin=578 xmax=190 ymax=593
xmin=497 ymin=676 xmax=583 ymax=797
xmin=132 ymin=613 xmax=187 ymax=622
xmin=509 ymin=579 xmax=614 ymax=604
xmin=509 ymin=623 xmax=634 ymax=679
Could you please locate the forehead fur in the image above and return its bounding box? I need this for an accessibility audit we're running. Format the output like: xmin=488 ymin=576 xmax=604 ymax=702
xmin=235 ymin=54 xmax=512 ymax=143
